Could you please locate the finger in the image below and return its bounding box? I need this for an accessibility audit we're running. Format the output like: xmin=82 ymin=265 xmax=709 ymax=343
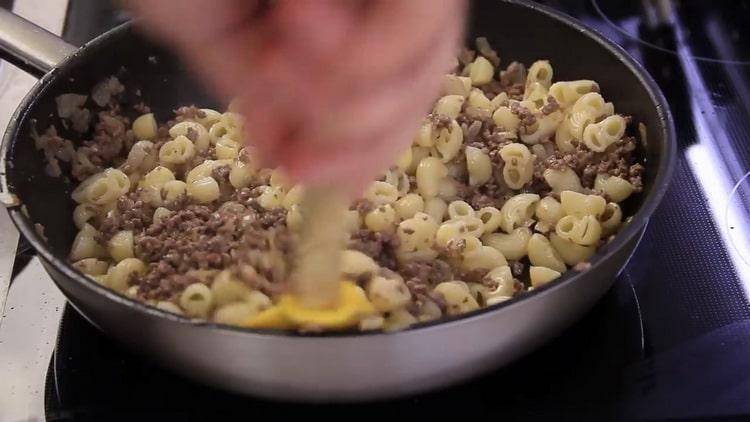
xmin=331 ymin=0 xmax=466 ymax=91
xmin=122 ymin=0 xmax=262 ymax=47
xmin=301 ymin=14 xmax=462 ymax=153
xmin=283 ymin=95 xmax=431 ymax=194
xmin=273 ymin=0 xmax=358 ymax=63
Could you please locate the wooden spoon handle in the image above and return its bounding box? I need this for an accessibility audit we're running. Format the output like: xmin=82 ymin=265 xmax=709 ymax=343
xmin=292 ymin=186 xmax=347 ymax=309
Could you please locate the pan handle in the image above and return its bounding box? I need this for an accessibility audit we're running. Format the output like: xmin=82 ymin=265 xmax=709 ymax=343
xmin=0 ymin=8 xmax=77 ymax=78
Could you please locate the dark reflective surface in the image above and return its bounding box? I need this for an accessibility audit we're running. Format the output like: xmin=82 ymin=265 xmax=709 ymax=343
xmin=45 ymin=0 xmax=750 ymax=420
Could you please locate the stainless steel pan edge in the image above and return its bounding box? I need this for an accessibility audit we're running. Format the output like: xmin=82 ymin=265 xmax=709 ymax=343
xmin=0 ymin=0 xmax=675 ymax=401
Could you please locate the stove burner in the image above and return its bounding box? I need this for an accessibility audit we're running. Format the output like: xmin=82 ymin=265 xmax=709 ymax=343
xmin=592 ymin=0 xmax=750 ymax=65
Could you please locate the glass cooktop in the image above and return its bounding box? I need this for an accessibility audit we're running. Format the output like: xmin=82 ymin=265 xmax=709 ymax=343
xmin=38 ymin=0 xmax=750 ymax=420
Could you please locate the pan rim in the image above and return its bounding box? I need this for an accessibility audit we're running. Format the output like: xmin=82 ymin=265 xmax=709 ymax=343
xmin=2 ymin=0 xmax=676 ymax=339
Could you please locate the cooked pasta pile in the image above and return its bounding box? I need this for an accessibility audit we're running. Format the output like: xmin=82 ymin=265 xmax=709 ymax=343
xmin=46 ymin=38 xmax=643 ymax=331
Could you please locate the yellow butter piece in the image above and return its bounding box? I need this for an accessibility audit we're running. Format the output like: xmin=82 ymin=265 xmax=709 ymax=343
xmin=243 ymin=305 xmax=293 ymax=330
xmin=243 ymin=281 xmax=375 ymax=330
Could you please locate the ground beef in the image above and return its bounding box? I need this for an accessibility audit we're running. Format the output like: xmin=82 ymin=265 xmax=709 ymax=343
xmin=469 ymin=193 xmax=497 ymax=209
xmin=133 ymin=102 xmax=151 ymax=114
xmin=76 ymin=111 xmax=133 ymax=180
xmin=91 ymin=76 xmax=125 ymax=107
xmin=34 ymin=106 xmax=134 ymax=181
xmin=32 ymin=126 xmax=77 ymax=177
xmin=350 ymin=198 xmax=374 ymax=216
xmin=458 ymin=47 xmax=476 ymax=66
xmin=500 ymin=61 xmax=527 ymax=87
xmin=401 ymin=259 xmax=454 ymax=287
xmin=457 ymin=269 xmax=488 ymax=284
xmin=534 ymin=137 xmax=643 ymax=190
xmin=440 ymin=239 xmax=466 ymax=260
xmin=232 ymin=187 xmax=255 ymax=203
xmin=475 ymin=37 xmax=500 ymax=68
xmin=174 ymin=105 xmax=206 ymax=122
xmin=211 ymin=164 xmax=231 ymax=183
xmin=541 ymin=96 xmax=560 ymax=115
xmin=402 ymin=259 xmax=454 ymax=311
xmin=428 ymin=113 xmax=452 ymax=130
xmin=97 ymin=191 xmax=155 ymax=242
xmin=510 ymin=101 xmax=537 ymax=135
xmin=138 ymin=263 xmax=198 ymax=301
xmin=462 ymin=120 xmax=483 ymax=145
xmin=256 ymin=207 xmax=287 ymax=229
xmin=510 ymin=260 xmax=526 ymax=278
xmin=458 ymin=114 xmax=513 ymax=163
xmin=531 ymin=159 xmax=552 ymax=195
xmin=589 ymin=137 xmax=643 ymax=190
xmin=133 ymin=200 xmax=291 ymax=300
xmin=454 ymin=175 xmax=511 ymax=209
xmin=348 ymin=229 xmax=399 ymax=269
xmin=498 ymin=62 xmax=527 ymax=100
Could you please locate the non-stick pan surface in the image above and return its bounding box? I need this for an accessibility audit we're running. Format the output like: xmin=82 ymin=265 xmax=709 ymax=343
xmin=0 ymin=0 xmax=674 ymax=401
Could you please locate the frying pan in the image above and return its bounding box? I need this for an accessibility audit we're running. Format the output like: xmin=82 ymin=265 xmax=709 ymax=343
xmin=0 ymin=0 xmax=675 ymax=401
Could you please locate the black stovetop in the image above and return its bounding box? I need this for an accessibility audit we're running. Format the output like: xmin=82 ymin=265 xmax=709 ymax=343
xmin=41 ymin=0 xmax=750 ymax=420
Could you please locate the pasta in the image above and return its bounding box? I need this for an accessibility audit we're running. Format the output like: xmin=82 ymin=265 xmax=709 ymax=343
xmin=462 ymin=246 xmax=507 ymax=272
xmin=544 ymin=166 xmax=583 ymax=193
xmin=555 ymin=215 xmax=602 ymax=246
xmin=582 ymin=115 xmax=626 ymax=152
xmin=433 ymin=281 xmax=480 ymax=315
xmin=169 ymin=120 xmax=210 ymax=152
xmin=476 ymin=206 xmax=503 ymax=234
xmin=397 ymin=212 xmax=439 ymax=254
xmin=59 ymin=38 xmax=644 ymax=332
xmin=535 ymin=196 xmax=564 ymax=225
xmin=132 ymin=113 xmax=158 ymax=141
xmin=366 ymin=181 xmax=400 ymax=206
xmin=594 ymin=174 xmax=635 ymax=202
xmin=70 ymin=223 xmax=107 ymax=261
xmin=442 ymin=74 xmax=472 ymax=98
xmin=548 ymin=80 xmax=600 ymax=109
xmin=468 ymin=56 xmax=494 ymax=86
xmin=447 ymin=200 xmax=475 ymax=220
xmin=499 ymin=143 xmax=534 ymax=189
xmin=526 ymin=60 xmax=553 ymax=89
xmin=468 ymin=88 xmax=494 ymax=111
xmin=549 ymin=233 xmax=596 ymax=266
xmin=560 ymin=190 xmax=607 ymax=217
xmin=482 ymin=227 xmax=532 ymax=261
xmin=180 ymin=283 xmax=214 ymax=318
xmin=527 ymin=234 xmax=566 ymax=273
xmin=416 ymin=157 xmax=448 ymax=198
xmin=159 ymin=135 xmax=195 ymax=164
xmin=600 ymin=202 xmax=623 ymax=236
xmin=367 ymin=275 xmax=412 ymax=312
xmin=187 ymin=176 xmax=221 ymax=203
xmin=465 ymin=146 xmax=492 ymax=186
xmin=499 ymin=193 xmax=540 ymax=233
xmin=434 ymin=119 xmax=464 ymax=162
xmin=492 ymin=106 xmax=520 ymax=131
xmin=108 ymin=258 xmax=146 ymax=292
xmin=433 ymin=95 xmax=465 ymax=119
xmin=529 ymin=266 xmax=561 ymax=288
xmin=364 ymin=204 xmax=398 ymax=233
xmin=394 ymin=193 xmax=425 ymax=220
xmin=107 ymin=230 xmax=134 ymax=262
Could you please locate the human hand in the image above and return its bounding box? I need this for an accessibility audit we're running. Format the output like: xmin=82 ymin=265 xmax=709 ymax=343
xmin=124 ymin=0 xmax=466 ymax=194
